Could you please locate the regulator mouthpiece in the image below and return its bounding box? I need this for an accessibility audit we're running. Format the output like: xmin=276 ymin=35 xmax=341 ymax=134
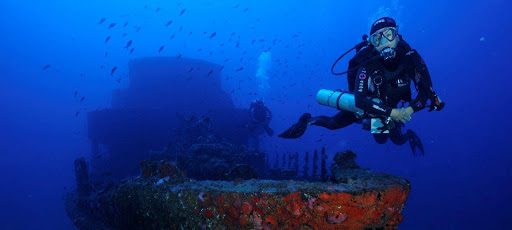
xmin=381 ymin=47 xmax=396 ymax=60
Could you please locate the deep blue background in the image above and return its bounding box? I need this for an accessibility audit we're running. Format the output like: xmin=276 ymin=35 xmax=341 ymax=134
xmin=0 ymin=0 xmax=510 ymax=229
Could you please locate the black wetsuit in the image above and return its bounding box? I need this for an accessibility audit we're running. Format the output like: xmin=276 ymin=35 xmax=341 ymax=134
xmin=310 ymin=39 xmax=434 ymax=145
xmin=248 ymin=103 xmax=274 ymax=151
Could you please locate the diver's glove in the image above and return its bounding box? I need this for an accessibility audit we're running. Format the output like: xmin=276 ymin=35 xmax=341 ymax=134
xmin=428 ymin=91 xmax=445 ymax=112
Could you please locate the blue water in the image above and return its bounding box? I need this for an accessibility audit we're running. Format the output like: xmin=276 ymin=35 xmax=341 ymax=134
xmin=0 ymin=0 xmax=510 ymax=229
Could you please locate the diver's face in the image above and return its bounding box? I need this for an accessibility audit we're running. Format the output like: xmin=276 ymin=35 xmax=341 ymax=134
xmin=371 ymin=27 xmax=400 ymax=53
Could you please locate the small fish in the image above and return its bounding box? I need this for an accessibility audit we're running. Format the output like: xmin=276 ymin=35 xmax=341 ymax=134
xmin=122 ymin=33 xmax=127 ymax=37
xmin=136 ymin=27 xmax=141 ymax=32
xmin=110 ymin=66 xmax=117 ymax=76
xmin=186 ymin=76 xmax=193 ymax=80
xmin=209 ymin=32 xmax=216 ymax=39
xmin=207 ymin=70 xmax=213 ymax=76
xmin=75 ymin=111 xmax=80 ymax=117
xmin=170 ymin=34 xmax=175 ymax=39
xmin=129 ymin=48 xmax=134 ymax=54
xmin=123 ymin=22 xmax=128 ymax=27
xmin=108 ymin=23 xmax=116 ymax=29
xmin=165 ymin=20 xmax=173 ymax=27
xmin=315 ymin=139 xmax=322 ymax=142
xmin=158 ymin=46 xmax=164 ymax=53
xmin=179 ymin=26 xmax=183 ymax=31
xmin=105 ymin=36 xmax=110 ymax=43
xmin=104 ymin=52 xmax=108 ymax=57
xmin=116 ymin=78 xmax=121 ymax=83
xmin=234 ymin=4 xmax=239 ymax=8
xmin=80 ymin=96 xmax=85 ymax=102
xmin=177 ymin=54 xmax=182 ymax=59
xmin=236 ymin=67 xmax=244 ymax=72
xmin=101 ymin=172 xmax=112 ymax=176
xmin=180 ymin=9 xmax=186 ymax=16
xmin=98 ymin=17 xmax=106 ymax=24
xmin=243 ymin=8 xmax=248 ymax=12
xmin=188 ymin=68 xmax=194 ymax=72
xmin=42 ymin=65 xmax=51 ymax=70
xmin=125 ymin=40 xmax=132 ymax=48
xmin=74 ymin=91 xmax=78 ymax=98
xmin=155 ymin=7 xmax=160 ymax=12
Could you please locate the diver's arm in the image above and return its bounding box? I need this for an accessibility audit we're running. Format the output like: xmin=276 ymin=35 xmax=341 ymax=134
xmin=408 ymin=50 xmax=434 ymax=112
xmin=354 ymin=67 xmax=393 ymax=117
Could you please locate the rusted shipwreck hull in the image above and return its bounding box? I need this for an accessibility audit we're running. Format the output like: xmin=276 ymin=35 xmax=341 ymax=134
xmin=66 ymin=161 xmax=410 ymax=230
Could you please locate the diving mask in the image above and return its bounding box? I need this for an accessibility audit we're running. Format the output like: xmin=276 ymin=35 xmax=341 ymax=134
xmin=369 ymin=27 xmax=398 ymax=47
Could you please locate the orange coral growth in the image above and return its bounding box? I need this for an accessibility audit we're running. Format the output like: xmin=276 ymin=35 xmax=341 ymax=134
xmin=216 ymin=195 xmax=224 ymax=205
xmin=252 ymin=195 xmax=261 ymax=204
xmin=354 ymin=192 xmax=378 ymax=206
xmin=382 ymin=186 xmax=408 ymax=204
xmin=318 ymin=192 xmax=330 ymax=200
xmin=204 ymin=209 xmax=213 ymax=218
xmin=242 ymin=202 xmax=252 ymax=215
xmin=227 ymin=206 xmax=239 ymax=219
xmin=183 ymin=184 xmax=408 ymax=229
xmin=239 ymin=215 xmax=249 ymax=226
xmin=265 ymin=215 xmax=278 ymax=228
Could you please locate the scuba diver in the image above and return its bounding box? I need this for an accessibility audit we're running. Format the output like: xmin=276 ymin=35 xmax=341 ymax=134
xmin=248 ymin=99 xmax=274 ymax=151
xmin=279 ymin=17 xmax=444 ymax=156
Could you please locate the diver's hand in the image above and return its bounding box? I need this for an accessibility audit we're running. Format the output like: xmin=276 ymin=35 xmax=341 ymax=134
xmin=390 ymin=108 xmax=411 ymax=123
xmin=404 ymin=106 xmax=414 ymax=118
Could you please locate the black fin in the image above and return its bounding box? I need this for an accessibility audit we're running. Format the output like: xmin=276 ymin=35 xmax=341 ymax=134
xmin=407 ymin=129 xmax=424 ymax=156
xmin=278 ymin=113 xmax=311 ymax=139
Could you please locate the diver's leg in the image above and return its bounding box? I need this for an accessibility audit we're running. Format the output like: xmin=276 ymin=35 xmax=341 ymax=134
xmin=248 ymin=135 xmax=260 ymax=151
xmin=388 ymin=124 xmax=424 ymax=155
xmin=309 ymin=110 xmax=357 ymax=130
xmin=278 ymin=111 xmax=357 ymax=139
xmin=389 ymin=124 xmax=408 ymax=145
xmin=373 ymin=133 xmax=389 ymax=144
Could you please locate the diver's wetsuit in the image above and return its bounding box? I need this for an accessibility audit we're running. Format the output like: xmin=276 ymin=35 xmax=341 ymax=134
xmin=283 ymin=39 xmax=433 ymax=154
xmin=249 ymin=103 xmax=273 ymax=135
xmin=248 ymin=103 xmax=274 ymax=151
